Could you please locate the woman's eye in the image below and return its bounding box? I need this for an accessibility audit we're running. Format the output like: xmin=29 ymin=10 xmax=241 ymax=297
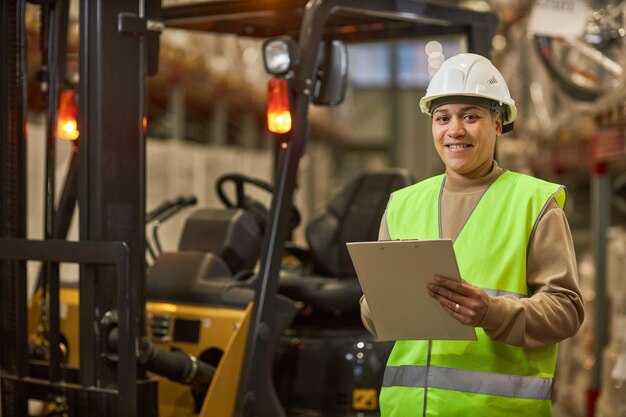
xmin=464 ymin=114 xmax=479 ymax=121
xmin=435 ymin=116 xmax=449 ymax=123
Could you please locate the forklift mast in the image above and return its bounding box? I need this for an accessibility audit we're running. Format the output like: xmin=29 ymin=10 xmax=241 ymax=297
xmin=0 ymin=2 xmax=29 ymax=414
xmin=1 ymin=0 xmax=162 ymax=416
xmin=0 ymin=0 xmax=496 ymax=416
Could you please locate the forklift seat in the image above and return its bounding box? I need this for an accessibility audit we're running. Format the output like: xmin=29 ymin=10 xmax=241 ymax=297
xmin=145 ymin=207 xmax=264 ymax=308
xmin=145 ymin=251 xmax=254 ymax=307
xmin=278 ymin=169 xmax=414 ymax=314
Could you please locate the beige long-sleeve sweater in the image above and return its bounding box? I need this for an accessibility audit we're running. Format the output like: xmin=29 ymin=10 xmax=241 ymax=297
xmin=360 ymin=162 xmax=585 ymax=348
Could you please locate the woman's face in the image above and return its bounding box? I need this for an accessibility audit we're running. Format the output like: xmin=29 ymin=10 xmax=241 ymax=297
xmin=431 ymin=103 xmax=502 ymax=180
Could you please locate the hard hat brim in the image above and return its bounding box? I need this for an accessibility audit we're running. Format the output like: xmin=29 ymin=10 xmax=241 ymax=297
xmin=420 ymin=93 xmax=517 ymax=125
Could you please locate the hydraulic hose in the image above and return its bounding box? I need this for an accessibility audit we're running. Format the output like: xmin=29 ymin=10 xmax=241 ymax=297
xmin=108 ymin=327 xmax=215 ymax=386
xmin=139 ymin=338 xmax=215 ymax=386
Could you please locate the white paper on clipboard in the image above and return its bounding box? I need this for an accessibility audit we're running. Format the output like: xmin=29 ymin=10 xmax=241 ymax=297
xmin=347 ymin=239 xmax=477 ymax=341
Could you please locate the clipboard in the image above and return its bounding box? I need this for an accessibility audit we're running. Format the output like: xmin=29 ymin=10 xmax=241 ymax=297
xmin=347 ymin=239 xmax=477 ymax=341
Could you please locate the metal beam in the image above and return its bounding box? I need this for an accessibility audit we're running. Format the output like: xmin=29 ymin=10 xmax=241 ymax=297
xmin=162 ymin=0 xmax=497 ymax=44
xmin=78 ymin=0 xmax=157 ymax=415
xmin=591 ymin=163 xmax=610 ymax=395
xmin=79 ymin=0 xmax=141 ymax=384
xmin=0 ymin=1 xmax=28 ymax=415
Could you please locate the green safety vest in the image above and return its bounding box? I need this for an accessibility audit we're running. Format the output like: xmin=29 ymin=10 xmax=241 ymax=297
xmin=380 ymin=170 xmax=566 ymax=417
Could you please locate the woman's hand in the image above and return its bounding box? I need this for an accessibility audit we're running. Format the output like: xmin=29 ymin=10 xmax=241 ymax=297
xmin=427 ymin=276 xmax=490 ymax=326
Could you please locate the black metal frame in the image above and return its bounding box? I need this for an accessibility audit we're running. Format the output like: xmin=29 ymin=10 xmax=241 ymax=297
xmin=0 ymin=238 xmax=139 ymax=417
xmin=76 ymin=0 xmax=147 ymax=390
xmin=2 ymin=0 xmax=161 ymax=416
xmin=0 ymin=1 xmax=29 ymax=416
xmin=162 ymin=0 xmax=495 ymax=50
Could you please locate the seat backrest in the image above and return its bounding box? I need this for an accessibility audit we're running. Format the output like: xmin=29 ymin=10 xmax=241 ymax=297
xmin=306 ymin=168 xmax=415 ymax=277
xmin=178 ymin=208 xmax=263 ymax=276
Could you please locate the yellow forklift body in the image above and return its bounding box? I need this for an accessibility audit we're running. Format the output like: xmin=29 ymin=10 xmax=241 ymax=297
xmin=148 ymin=301 xmax=251 ymax=417
xmin=199 ymin=302 xmax=252 ymax=417
xmin=29 ymin=287 xmax=252 ymax=417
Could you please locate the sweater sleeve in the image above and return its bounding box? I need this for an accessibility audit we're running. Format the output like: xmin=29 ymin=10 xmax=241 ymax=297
xmin=479 ymin=199 xmax=585 ymax=348
xmin=359 ymin=211 xmax=392 ymax=337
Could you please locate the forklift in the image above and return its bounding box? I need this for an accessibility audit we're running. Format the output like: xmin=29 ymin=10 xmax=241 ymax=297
xmin=0 ymin=0 xmax=497 ymax=416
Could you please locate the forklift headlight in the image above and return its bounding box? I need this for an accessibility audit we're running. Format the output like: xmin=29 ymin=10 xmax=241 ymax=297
xmin=263 ymin=37 xmax=299 ymax=75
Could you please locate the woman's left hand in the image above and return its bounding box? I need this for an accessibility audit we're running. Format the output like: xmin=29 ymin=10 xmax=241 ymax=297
xmin=427 ymin=275 xmax=490 ymax=326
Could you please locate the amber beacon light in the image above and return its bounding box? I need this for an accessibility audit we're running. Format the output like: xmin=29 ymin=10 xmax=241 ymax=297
xmin=267 ymin=78 xmax=292 ymax=134
xmin=57 ymin=89 xmax=80 ymax=140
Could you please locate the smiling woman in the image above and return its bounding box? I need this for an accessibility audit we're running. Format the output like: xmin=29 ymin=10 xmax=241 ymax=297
xmin=430 ymin=102 xmax=501 ymax=180
xmin=415 ymin=53 xmax=516 ymax=179
xmin=360 ymin=52 xmax=585 ymax=417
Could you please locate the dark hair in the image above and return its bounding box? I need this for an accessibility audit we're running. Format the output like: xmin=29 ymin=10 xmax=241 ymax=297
xmin=430 ymin=95 xmax=513 ymax=133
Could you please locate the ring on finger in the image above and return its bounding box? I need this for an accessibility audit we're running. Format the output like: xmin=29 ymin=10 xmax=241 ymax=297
xmin=454 ymin=303 xmax=460 ymax=313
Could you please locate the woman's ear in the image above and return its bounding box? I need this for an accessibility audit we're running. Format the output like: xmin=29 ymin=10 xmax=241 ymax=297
xmin=495 ymin=112 xmax=503 ymax=136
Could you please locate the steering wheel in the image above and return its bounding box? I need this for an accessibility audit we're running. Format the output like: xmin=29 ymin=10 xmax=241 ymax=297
xmin=215 ymin=173 xmax=301 ymax=231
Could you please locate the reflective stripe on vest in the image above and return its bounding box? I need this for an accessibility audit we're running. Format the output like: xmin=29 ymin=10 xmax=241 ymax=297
xmin=381 ymin=170 xmax=566 ymax=417
xmin=484 ymin=288 xmax=524 ymax=298
xmin=383 ymin=365 xmax=553 ymax=400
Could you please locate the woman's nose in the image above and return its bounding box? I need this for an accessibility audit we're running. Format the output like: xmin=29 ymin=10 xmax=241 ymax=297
xmin=447 ymin=118 xmax=465 ymax=137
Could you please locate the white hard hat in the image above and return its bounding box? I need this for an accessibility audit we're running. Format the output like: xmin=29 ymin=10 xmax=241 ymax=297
xmin=419 ymin=53 xmax=517 ymax=132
